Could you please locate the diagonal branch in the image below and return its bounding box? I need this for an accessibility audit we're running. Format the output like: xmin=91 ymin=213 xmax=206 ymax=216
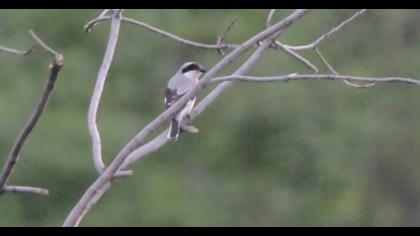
xmin=266 ymin=9 xmax=277 ymax=28
xmin=216 ymin=17 xmax=238 ymax=56
xmin=274 ymin=41 xmax=318 ymax=72
xmin=315 ymin=47 xmax=338 ymax=75
xmin=86 ymin=9 xmax=132 ymax=177
xmin=283 ymin=9 xmax=367 ymax=51
xmin=315 ymin=47 xmax=375 ymax=88
xmin=63 ymin=9 xmax=310 ymax=227
xmin=0 ymin=30 xmax=64 ymax=196
xmin=29 ymin=30 xmax=61 ymax=56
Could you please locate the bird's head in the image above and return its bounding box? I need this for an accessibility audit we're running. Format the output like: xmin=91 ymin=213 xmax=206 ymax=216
xmin=180 ymin=61 xmax=207 ymax=79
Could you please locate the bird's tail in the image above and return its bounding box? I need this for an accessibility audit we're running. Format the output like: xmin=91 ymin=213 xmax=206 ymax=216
xmin=168 ymin=118 xmax=180 ymax=140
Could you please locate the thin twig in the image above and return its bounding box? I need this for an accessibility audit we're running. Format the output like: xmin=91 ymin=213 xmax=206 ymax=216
xmin=85 ymin=9 xmax=111 ymax=32
xmin=87 ymin=10 xmax=132 ymax=177
xmin=0 ymin=44 xmax=35 ymax=56
xmin=0 ymin=34 xmax=64 ymax=195
xmin=121 ymin=16 xmax=239 ymax=50
xmin=315 ymin=47 xmax=338 ymax=74
xmin=282 ymin=9 xmax=367 ymax=51
xmin=216 ymin=17 xmax=238 ymax=56
xmin=266 ymin=9 xmax=276 ymax=28
xmin=0 ymin=185 xmax=49 ymax=196
xmin=219 ymin=18 xmax=238 ymax=45
xmin=86 ymin=15 xmax=239 ymax=50
xmin=63 ymin=9 xmax=310 ymax=227
xmin=29 ymin=30 xmax=60 ymax=56
xmin=315 ymin=47 xmax=375 ymax=88
xmin=209 ymin=74 xmax=420 ymax=86
xmin=274 ymin=42 xmax=318 ymax=72
xmin=341 ymin=78 xmax=376 ymax=88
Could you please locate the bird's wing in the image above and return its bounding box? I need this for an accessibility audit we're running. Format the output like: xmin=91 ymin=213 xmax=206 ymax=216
xmin=168 ymin=74 xmax=197 ymax=94
xmin=164 ymin=88 xmax=185 ymax=109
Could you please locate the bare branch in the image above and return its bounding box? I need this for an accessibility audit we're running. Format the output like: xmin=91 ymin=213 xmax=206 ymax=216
xmin=315 ymin=47 xmax=375 ymax=88
xmin=219 ymin=18 xmax=237 ymax=45
xmin=210 ymin=74 xmax=420 ymax=86
xmin=0 ymin=44 xmax=35 ymax=56
xmin=29 ymin=30 xmax=60 ymax=57
xmin=283 ymin=9 xmax=367 ymax=51
xmin=0 ymin=40 xmax=64 ymax=195
xmin=121 ymin=16 xmax=239 ymax=50
xmin=121 ymin=132 xmax=168 ymax=169
xmin=86 ymin=10 xmax=132 ymax=177
xmin=315 ymin=47 xmax=337 ymax=75
xmin=274 ymin=42 xmax=318 ymax=72
xmin=0 ymin=185 xmax=49 ymax=196
xmin=1 ymin=28 xmax=63 ymax=58
xmin=341 ymin=78 xmax=376 ymax=88
xmin=84 ymin=9 xmax=111 ymax=32
xmin=71 ymin=182 xmax=111 ymax=227
xmin=266 ymin=9 xmax=276 ymax=28
xmin=86 ymin=15 xmax=239 ymax=50
xmin=216 ymin=17 xmax=238 ymax=56
xmin=63 ymin=9 xmax=310 ymax=227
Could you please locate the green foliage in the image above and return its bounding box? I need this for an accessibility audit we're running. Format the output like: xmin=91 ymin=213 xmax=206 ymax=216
xmin=1 ymin=9 xmax=420 ymax=226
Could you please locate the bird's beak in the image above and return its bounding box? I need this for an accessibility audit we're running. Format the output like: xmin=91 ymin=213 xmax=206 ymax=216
xmin=199 ymin=68 xmax=207 ymax=73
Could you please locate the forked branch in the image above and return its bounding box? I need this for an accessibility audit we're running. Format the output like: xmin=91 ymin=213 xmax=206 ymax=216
xmin=282 ymin=9 xmax=367 ymax=50
xmin=0 ymin=30 xmax=64 ymax=196
xmin=86 ymin=9 xmax=132 ymax=177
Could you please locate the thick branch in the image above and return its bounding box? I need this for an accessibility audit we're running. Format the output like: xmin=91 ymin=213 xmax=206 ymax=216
xmin=87 ymin=9 xmax=132 ymax=177
xmin=63 ymin=9 xmax=310 ymax=227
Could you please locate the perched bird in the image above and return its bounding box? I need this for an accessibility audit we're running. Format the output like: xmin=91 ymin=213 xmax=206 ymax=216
xmin=164 ymin=61 xmax=206 ymax=140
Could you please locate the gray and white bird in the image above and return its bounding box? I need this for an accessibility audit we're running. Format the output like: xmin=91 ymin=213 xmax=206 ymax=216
xmin=164 ymin=61 xmax=206 ymax=140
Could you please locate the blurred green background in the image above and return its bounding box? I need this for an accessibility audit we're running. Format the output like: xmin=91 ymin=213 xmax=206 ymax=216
xmin=1 ymin=9 xmax=420 ymax=227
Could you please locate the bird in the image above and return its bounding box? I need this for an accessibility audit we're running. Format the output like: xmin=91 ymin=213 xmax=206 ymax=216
xmin=164 ymin=61 xmax=207 ymax=140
